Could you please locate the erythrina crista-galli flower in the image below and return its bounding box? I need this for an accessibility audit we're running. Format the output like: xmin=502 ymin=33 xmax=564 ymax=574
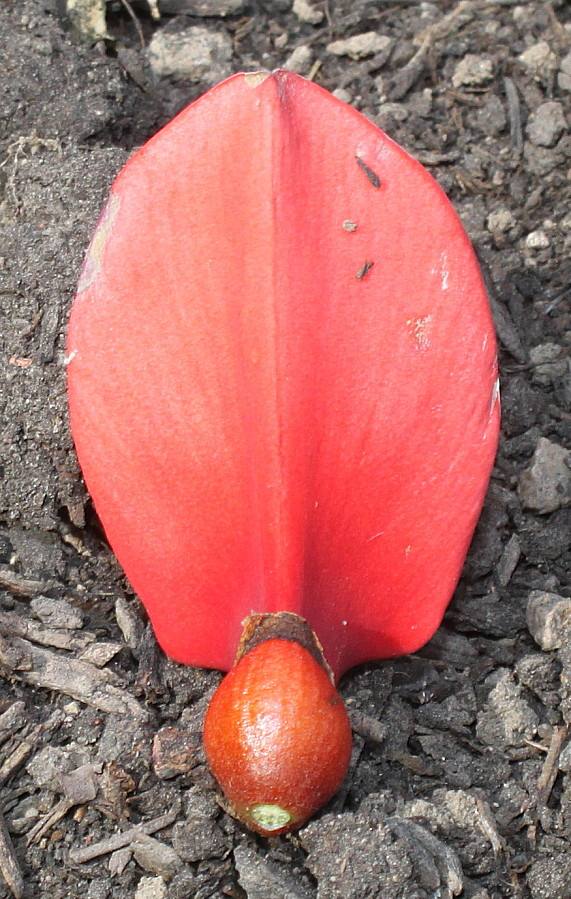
xmin=67 ymin=71 xmax=500 ymax=834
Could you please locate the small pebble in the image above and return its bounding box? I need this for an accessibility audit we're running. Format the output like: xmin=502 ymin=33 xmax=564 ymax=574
xmin=527 ymin=591 xmax=571 ymax=651
xmin=292 ymin=0 xmax=323 ymax=25
xmin=283 ymin=44 xmax=313 ymax=75
xmin=487 ymin=209 xmax=516 ymax=234
xmin=327 ymin=33 xmax=392 ymax=61
xmin=518 ymin=437 xmax=571 ymax=514
xmin=526 ymin=101 xmax=567 ymax=148
xmin=476 ymin=669 xmax=538 ymax=750
xmin=332 ymin=88 xmax=352 ymax=104
xmin=452 ymin=54 xmax=493 ymax=88
xmin=134 ymin=876 xmax=167 ymax=899
xmin=147 ymin=25 xmax=232 ymax=82
xmin=529 ymin=343 xmax=567 ymax=385
xmin=518 ymin=41 xmax=557 ymax=74
xmin=525 ymin=230 xmax=550 ymax=250
xmin=26 ymin=746 xmax=74 ymax=789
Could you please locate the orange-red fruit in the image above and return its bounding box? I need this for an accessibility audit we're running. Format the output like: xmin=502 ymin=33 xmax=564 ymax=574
xmin=203 ymin=638 xmax=352 ymax=835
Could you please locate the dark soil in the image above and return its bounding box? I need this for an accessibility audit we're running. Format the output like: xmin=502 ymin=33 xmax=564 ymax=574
xmin=1 ymin=1 xmax=571 ymax=898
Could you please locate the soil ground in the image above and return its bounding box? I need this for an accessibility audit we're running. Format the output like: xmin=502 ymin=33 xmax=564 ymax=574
xmin=1 ymin=1 xmax=571 ymax=897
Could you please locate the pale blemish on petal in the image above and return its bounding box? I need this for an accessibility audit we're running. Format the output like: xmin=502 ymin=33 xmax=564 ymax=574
xmin=244 ymin=71 xmax=271 ymax=87
xmin=64 ymin=349 xmax=78 ymax=367
xmin=406 ymin=314 xmax=433 ymax=350
xmin=76 ymin=193 xmax=120 ymax=294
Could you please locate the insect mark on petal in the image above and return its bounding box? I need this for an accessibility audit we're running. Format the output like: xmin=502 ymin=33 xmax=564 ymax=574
xmin=355 ymin=156 xmax=381 ymax=188
xmin=356 ymin=260 xmax=374 ymax=280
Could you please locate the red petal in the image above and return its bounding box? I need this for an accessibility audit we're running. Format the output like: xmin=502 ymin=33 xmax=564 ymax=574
xmin=67 ymin=71 xmax=499 ymax=679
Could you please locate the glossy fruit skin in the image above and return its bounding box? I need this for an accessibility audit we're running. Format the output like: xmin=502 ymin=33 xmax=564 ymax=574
xmin=203 ymin=638 xmax=352 ymax=835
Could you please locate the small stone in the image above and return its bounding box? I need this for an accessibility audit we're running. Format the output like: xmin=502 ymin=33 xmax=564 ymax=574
xmin=60 ymin=764 xmax=99 ymax=803
xmin=26 ymin=746 xmax=74 ymax=789
xmin=327 ymin=32 xmax=392 ymax=61
xmin=525 ymin=230 xmax=550 ymax=249
xmin=526 ymin=101 xmax=567 ymax=147
xmin=332 ymin=88 xmax=352 ymax=104
xmin=147 ymin=25 xmax=232 ymax=82
xmin=283 ymin=45 xmax=313 ymax=75
xmin=31 ymin=596 xmax=83 ymax=629
xmin=292 ymin=0 xmax=323 ymax=25
xmin=152 ymin=727 xmax=198 ymax=779
xmin=518 ymin=437 xmax=571 ymax=514
xmin=476 ymin=669 xmax=538 ymax=749
xmin=527 ymin=591 xmax=571 ymax=651
xmin=529 ymin=343 xmax=567 ymax=384
xmin=452 ymin=54 xmax=493 ymax=88
xmin=134 ymin=876 xmax=167 ymax=899
xmin=518 ymin=41 xmax=557 ymax=74
xmin=487 ymin=209 xmax=516 ymax=234
xmin=131 ymin=835 xmax=182 ymax=879
xmin=67 ymin=0 xmax=110 ymax=41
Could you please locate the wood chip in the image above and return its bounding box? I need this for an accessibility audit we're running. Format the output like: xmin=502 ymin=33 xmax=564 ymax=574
xmin=0 ymin=812 xmax=24 ymax=899
xmin=0 ymin=710 xmax=66 ymax=787
xmin=0 ymin=701 xmax=26 ymax=747
xmin=0 ymin=567 xmax=43 ymax=598
xmin=0 ymin=609 xmax=95 ymax=653
xmin=26 ymin=798 xmax=73 ymax=846
xmin=2 ymin=635 xmax=148 ymax=721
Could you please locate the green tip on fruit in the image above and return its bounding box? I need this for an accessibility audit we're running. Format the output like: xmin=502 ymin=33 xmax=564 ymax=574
xmin=250 ymin=805 xmax=292 ymax=832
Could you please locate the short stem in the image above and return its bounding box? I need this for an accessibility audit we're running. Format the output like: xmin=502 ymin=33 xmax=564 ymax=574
xmin=236 ymin=611 xmax=334 ymax=681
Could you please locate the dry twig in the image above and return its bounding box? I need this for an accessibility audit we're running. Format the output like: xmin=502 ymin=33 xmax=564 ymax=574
xmin=69 ymin=807 xmax=179 ymax=863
